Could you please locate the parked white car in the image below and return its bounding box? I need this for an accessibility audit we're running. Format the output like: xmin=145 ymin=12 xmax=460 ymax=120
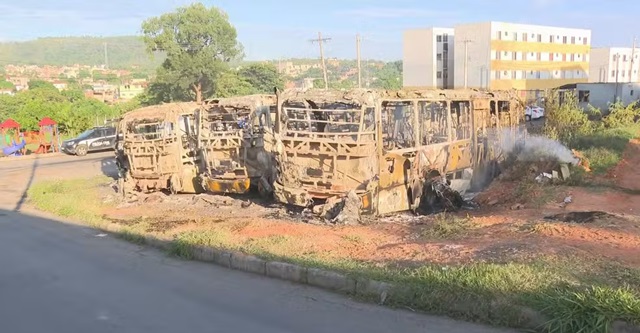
xmin=525 ymin=106 xmax=545 ymax=121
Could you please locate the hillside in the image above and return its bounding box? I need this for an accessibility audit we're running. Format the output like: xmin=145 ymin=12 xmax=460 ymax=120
xmin=0 ymin=36 xmax=164 ymax=69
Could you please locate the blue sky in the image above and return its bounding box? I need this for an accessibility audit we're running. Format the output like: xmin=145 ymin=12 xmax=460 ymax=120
xmin=0 ymin=0 xmax=637 ymax=61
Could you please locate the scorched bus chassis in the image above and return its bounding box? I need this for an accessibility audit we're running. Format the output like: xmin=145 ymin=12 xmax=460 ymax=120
xmin=196 ymin=94 xmax=277 ymax=196
xmin=272 ymin=88 xmax=524 ymax=216
xmin=116 ymin=102 xmax=204 ymax=197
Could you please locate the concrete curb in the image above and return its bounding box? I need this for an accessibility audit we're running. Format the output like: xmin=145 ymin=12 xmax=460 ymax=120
xmin=101 ymin=222 xmax=618 ymax=333
xmin=0 ymin=152 xmax=65 ymax=163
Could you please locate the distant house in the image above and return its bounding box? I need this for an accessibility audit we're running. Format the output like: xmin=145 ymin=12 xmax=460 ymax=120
xmin=52 ymin=81 xmax=68 ymax=91
xmin=558 ymin=82 xmax=640 ymax=112
xmin=117 ymin=82 xmax=146 ymax=101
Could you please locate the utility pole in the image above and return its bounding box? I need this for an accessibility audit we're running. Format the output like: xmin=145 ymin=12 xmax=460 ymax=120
xmin=356 ymin=34 xmax=362 ymax=88
xmin=461 ymin=39 xmax=472 ymax=89
xmin=103 ymin=42 xmax=109 ymax=69
xmin=309 ymin=32 xmax=331 ymax=89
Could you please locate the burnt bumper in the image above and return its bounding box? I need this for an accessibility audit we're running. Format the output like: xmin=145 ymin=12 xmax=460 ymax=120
xmin=202 ymin=177 xmax=251 ymax=194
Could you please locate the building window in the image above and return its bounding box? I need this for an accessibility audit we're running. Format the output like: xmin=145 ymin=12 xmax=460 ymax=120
xmin=570 ymin=54 xmax=575 ymax=61
xmin=437 ymin=71 xmax=442 ymax=79
xmin=443 ymin=34 xmax=448 ymax=42
xmin=571 ymin=36 xmax=576 ymax=44
xmin=437 ymin=53 xmax=442 ymax=61
xmin=512 ymin=52 xmax=517 ymax=60
xmin=523 ymin=33 xmax=528 ymax=42
xmin=622 ymin=71 xmax=626 ymax=78
xmin=495 ymin=51 xmax=501 ymax=60
xmin=497 ymin=31 xmax=501 ymax=40
xmin=550 ymin=35 xmax=554 ymax=43
xmin=537 ymin=52 xmax=542 ymax=61
xmin=583 ymin=37 xmax=588 ymax=45
xmin=537 ymin=34 xmax=542 ymax=42
xmin=563 ymin=36 xmax=567 ymax=44
xmin=623 ymin=55 xmax=628 ymax=62
xmin=536 ymin=71 xmax=541 ymax=79
xmin=437 ymin=35 xmax=442 ymax=42
xmin=549 ymin=53 xmax=553 ymax=61
xmin=578 ymin=90 xmax=590 ymax=103
xmin=504 ymin=51 xmax=508 ymax=57
xmin=612 ymin=70 xmax=616 ymax=77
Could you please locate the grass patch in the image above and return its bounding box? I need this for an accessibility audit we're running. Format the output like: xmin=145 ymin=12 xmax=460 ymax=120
xmin=27 ymin=176 xmax=112 ymax=226
xmin=421 ymin=213 xmax=477 ymax=239
xmin=28 ymin=176 xmax=640 ymax=332
xmin=116 ymin=229 xmax=147 ymax=245
xmin=572 ymin=124 xmax=640 ymax=174
xmin=514 ymin=180 xmax=556 ymax=208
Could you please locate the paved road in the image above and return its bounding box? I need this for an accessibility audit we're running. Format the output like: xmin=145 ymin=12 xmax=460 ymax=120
xmin=0 ymin=151 xmax=116 ymax=210
xmin=0 ymin=153 xmax=514 ymax=333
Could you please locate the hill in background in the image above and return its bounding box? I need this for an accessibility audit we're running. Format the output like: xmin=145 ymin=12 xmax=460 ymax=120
xmin=0 ymin=36 xmax=164 ymax=70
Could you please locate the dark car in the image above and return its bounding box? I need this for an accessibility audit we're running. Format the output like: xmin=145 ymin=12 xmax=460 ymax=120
xmin=61 ymin=126 xmax=117 ymax=156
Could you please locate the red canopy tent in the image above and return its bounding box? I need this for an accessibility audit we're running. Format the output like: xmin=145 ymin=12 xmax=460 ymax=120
xmin=36 ymin=117 xmax=60 ymax=154
xmin=0 ymin=118 xmax=20 ymax=129
xmin=38 ymin=117 xmax=57 ymax=127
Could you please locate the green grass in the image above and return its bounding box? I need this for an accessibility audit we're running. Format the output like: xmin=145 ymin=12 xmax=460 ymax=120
xmin=27 ymin=176 xmax=112 ymax=226
xmin=421 ymin=213 xmax=477 ymax=239
xmin=27 ymin=176 xmax=640 ymax=332
xmin=572 ymin=124 xmax=640 ymax=174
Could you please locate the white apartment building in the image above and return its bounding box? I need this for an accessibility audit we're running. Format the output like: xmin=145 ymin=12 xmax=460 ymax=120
xmin=403 ymin=28 xmax=455 ymax=89
xmin=590 ymin=47 xmax=640 ymax=83
xmin=452 ymin=22 xmax=591 ymax=97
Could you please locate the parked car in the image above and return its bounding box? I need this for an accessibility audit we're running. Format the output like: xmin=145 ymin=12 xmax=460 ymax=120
xmin=61 ymin=126 xmax=117 ymax=156
xmin=525 ymin=106 xmax=545 ymax=121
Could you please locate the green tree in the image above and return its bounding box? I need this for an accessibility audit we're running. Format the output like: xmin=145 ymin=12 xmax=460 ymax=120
xmin=543 ymin=90 xmax=593 ymax=145
xmin=0 ymin=80 xmax=15 ymax=90
xmin=28 ymin=80 xmax=57 ymax=91
xmin=142 ymin=3 xmax=242 ymax=103
xmin=238 ymin=63 xmax=283 ymax=94
xmin=214 ymin=70 xmax=255 ymax=97
xmin=78 ymin=70 xmax=91 ymax=79
xmin=371 ymin=61 xmax=402 ymax=90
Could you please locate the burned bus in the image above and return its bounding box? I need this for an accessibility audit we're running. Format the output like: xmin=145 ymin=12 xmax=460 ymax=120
xmin=116 ymin=102 xmax=203 ymax=196
xmin=272 ymin=88 xmax=524 ymax=215
xmin=196 ymin=94 xmax=277 ymax=196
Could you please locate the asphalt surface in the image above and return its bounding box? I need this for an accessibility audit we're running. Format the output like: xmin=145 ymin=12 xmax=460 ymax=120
xmin=0 ymin=151 xmax=117 ymax=210
xmin=0 ymin=152 xmax=515 ymax=333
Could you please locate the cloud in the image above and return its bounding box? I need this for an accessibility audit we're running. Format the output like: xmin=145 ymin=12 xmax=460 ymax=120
xmin=336 ymin=7 xmax=454 ymax=19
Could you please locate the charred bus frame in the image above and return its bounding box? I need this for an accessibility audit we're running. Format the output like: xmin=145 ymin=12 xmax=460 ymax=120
xmin=272 ymin=88 xmax=523 ymax=215
xmin=116 ymin=102 xmax=203 ymax=195
xmin=196 ymin=94 xmax=277 ymax=196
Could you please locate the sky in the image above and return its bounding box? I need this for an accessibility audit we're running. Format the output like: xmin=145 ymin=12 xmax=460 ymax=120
xmin=0 ymin=0 xmax=638 ymax=61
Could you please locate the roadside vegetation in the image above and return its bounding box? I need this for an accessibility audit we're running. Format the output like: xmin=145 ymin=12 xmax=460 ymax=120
xmin=28 ymin=176 xmax=640 ymax=333
xmin=543 ymin=90 xmax=640 ymax=175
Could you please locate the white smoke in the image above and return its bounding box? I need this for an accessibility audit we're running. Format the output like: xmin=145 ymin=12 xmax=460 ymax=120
xmin=493 ymin=127 xmax=579 ymax=165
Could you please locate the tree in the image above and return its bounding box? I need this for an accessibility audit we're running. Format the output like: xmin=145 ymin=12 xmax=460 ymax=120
xmin=0 ymin=80 xmax=14 ymax=90
xmin=371 ymin=61 xmax=402 ymax=90
xmin=214 ymin=70 xmax=255 ymax=97
xmin=142 ymin=3 xmax=242 ymax=103
xmin=238 ymin=63 xmax=284 ymax=94
xmin=28 ymin=80 xmax=57 ymax=91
